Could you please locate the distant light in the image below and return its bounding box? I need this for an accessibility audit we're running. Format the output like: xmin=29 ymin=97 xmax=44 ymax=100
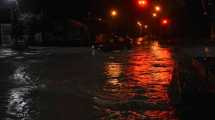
xmin=163 ymin=20 xmax=168 ymax=24
xmin=203 ymin=11 xmax=208 ymax=15
xmin=151 ymin=41 xmax=160 ymax=51
xmin=137 ymin=37 xmax=144 ymax=45
xmin=161 ymin=19 xmax=169 ymax=25
xmin=144 ymin=25 xmax=148 ymax=29
xmin=152 ymin=13 xmax=157 ymax=17
xmin=138 ymin=0 xmax=146 ymax=5
xmin=111 ymin=10 xmax=118 ymax=17
xmin=137 ymin=41 xmax=142 ymax=45
xmin=204 ymin=47 xmax=209 ymax=53
xmin=98 ymin=18 xmax=102 ymax=21
xmin=138 ymin=37 xmax=144 ymax=41
xmin=138 ymin=0 xmax=147 ymax=7
xmin=155 ymin=6 xmax=161 ymax=12
xmin=137 ymin=21 xmax=142 ymax=27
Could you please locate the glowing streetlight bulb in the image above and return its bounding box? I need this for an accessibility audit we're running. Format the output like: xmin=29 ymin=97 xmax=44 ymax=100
xmin=111 ymin=10 xmax=118 ymax=17
xmin=152 ymin=13 xmax=157 ymax=17
xmin=138 ymin=0 xmax=147 ymax=7
xmin=137 ymin=21 xmax=142 ymax=27
xmin=155 ymin=6 xmax=161 ymax=12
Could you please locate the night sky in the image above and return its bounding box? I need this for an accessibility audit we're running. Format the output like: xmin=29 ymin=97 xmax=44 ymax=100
xmin=0 ymin=0 xmax=213 ymax=19
xmin=0 ymin=0 xmax=214 ymax=36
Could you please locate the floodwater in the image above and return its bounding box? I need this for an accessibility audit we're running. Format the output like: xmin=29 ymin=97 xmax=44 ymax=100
xmin=0 ymin=48 xmax=48 ymax=120
xmin=94 ymin=41 xmax=177 ymax=120
xmin=0 ymin=42 xmax=179 ymax=120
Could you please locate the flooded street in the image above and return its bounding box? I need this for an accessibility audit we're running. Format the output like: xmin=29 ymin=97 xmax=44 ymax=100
xmin=0 ymin=0 xmax=213 ymax=118
xmin=0 ymin=43 xmax=179 ymax=120
xmin=95 ymin=42 xmax=177 ymax=120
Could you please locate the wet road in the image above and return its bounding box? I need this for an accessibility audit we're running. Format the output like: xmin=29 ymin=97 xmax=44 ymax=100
xmin=0 ymin=42 xmax=179 ymax=120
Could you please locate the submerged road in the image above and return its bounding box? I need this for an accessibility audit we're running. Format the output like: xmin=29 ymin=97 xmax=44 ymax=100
xmin=0 ymin=42 xmax=213 ymax=120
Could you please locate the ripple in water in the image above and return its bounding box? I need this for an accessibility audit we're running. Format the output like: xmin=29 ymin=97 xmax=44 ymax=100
xmin=94 ymin=41 xmax=178 ymax=120
xmin=4 ymin=62 xmax=40 ymax=120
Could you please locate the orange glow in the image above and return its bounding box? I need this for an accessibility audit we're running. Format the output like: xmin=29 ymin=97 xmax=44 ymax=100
xmin=127 ymin=42 xmax=175 ymax=104
xmin=95 ymin=42 xmax=177 ymax=120
xmin=105 ymin=62 xmax=122 ymax=78
xmin=138 ymin=0 xmax=147 ymax=7
xmin=155 ymin=5 xmax=161 ymax=12
xmin=137 ymin=41 xmax=142 ymax=45
xmin=152 ymin=13 xmax=157 ymax=17
xmin=111 ymin=10 xmax=118 ymax=17
xmin=144 ymin=110 xmax=177 ymax=120
xmin=151 ymin=41 xmax=160 ymax=51
xmin=163 ymin=20 xmax=168 ymax=24
xmin=136 ymin=37 xmax=144 ymax=45
xmin=101 ymin=62 xmax=136 ymax=101
xmin=137 ymin=21 xmax=142 ymax=27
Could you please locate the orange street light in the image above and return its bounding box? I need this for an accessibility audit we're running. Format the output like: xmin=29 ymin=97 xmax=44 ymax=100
xmin=152 ymin=13 xmax=157 ymax=17
xmin=138 ymin=0 xmax=147 ymax=7
xmin=111 ymin=10 xmax=118 ymax=17
xmin=155 ymin=5 xmax=161 ymax=12
xmin=137 ymin=21 xmax=142 ymax=27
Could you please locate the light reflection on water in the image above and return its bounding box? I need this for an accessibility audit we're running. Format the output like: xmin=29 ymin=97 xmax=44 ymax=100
xmin=6 ymin=87 xmax=38 ymax=120
xmin=0 ymin=49 xmax=17 ymax=59
xmin=105 ymin=62 xmax=123 ymax=78
xmin=95 ymin=41 xmax=177 ymax=120
xmin=5 ymin=62 xmax=40 ymax=120
xmin=0 ymin=49 xmax=17 ymax=56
